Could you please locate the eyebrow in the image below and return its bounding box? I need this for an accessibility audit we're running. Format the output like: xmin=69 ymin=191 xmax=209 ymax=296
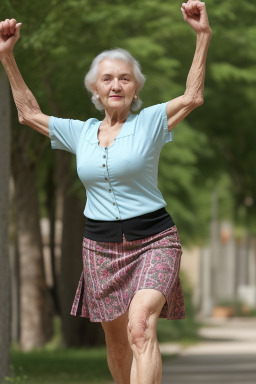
xmin=102 ymin=73 xmax=132 ymax=77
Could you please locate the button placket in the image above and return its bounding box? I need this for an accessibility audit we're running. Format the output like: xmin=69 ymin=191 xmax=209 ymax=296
xmin=104 ymin=147 xmax=120 ymax=220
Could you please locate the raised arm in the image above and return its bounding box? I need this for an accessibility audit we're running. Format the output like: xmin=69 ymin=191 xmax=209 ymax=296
xmin=166 ymin=0 xmax=212 ymax=132
xmin=0 ymin=19 xmax=50 ymax=137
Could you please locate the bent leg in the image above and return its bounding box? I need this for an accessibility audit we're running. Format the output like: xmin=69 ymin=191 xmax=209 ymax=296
xmin=128 ymin=289 xmax=166 ymax=384
xmin=101 ymin=312 xmax=133 ymax=384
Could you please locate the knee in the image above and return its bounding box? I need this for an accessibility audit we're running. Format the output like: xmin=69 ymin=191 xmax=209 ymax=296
xmin=106 ymin=340 xmax=130 ymax=364
xmin=128 ymin=307 xmax=155 ymax=354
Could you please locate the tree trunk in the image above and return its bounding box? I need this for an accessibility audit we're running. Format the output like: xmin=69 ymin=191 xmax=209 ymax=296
xmin=11 ymin=123 xmax=53 ymax=351
xmin=45 ymin=159 xmax=60 ymax=315
xmin=9 ymin=234 xmax=21 ymax=343
xmin=0 ymin=72 xmax=11 ymax=382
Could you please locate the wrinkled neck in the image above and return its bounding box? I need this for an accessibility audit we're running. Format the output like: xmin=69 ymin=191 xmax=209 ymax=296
xmin=103 ymin=106 xmax=131 ymax=126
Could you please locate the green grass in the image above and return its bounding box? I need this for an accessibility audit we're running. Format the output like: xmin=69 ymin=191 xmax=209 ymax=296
xmin=4 ymin=270 xmax=202 ymax=384
xmin=4 ymin=315 xmax=201 ymax=384
xmin=5 ymin=347 xmax=113 ymax=384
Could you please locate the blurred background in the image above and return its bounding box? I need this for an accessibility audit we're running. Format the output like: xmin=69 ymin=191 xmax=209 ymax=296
xmin=0 ymin=0 xmax=256 ymax=383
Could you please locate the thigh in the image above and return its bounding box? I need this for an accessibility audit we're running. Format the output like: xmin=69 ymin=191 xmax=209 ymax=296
xmin=130 ymin=289 xmax=166 ymax=316
xmin=101 ymin=311 xmax=129 ymax=344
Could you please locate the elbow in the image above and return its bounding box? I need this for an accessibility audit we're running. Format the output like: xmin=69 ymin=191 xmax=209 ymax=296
xmin=18 ymin=114 xmax=26 ymax=125
xmin=183 ymin=94 xmax=204 ymax=109
xmin=193 ymin=96 xmax=204 ymax=108
xmin=18 ymin=112 xmax=30 ymax=125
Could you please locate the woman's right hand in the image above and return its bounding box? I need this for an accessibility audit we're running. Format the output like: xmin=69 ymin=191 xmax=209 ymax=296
xmin=0 ymin=19 xmax=22 ymax=59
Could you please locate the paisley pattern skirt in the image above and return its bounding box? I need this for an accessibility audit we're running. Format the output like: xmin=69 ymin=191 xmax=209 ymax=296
xmin=71 ymin=225 xmax=186 ymax=322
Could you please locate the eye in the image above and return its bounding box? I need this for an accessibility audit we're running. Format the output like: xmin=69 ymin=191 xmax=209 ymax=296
xmin=122 ymin=77 xmax=129 ymax=82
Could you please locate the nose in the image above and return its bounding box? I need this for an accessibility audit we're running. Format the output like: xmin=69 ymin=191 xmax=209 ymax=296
xmin=111 ymin=78 xmax=121 ymax=91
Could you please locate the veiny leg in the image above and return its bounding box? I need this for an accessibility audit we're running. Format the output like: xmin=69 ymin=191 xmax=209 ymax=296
xmin=127 ymin=289 xmax=166 ymax=384
xmin=101 ymin=312 xmax=133 ymax=384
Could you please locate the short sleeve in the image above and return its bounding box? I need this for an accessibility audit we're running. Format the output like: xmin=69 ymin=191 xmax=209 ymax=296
xmin=49 ymin=116 xmax=86 ymax=154
xmin=139 ymin=102 xmax=173 ymax=149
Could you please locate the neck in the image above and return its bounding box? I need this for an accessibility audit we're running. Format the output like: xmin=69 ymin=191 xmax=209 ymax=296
xmin=103 ymin=107 xmax=131 ymax=126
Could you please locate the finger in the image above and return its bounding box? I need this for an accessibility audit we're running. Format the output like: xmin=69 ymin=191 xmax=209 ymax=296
xmin=187 ymin=4 xmax=194 ymax=16
xmin=9 ymin=18 xmax=17 ymax=34
xmin=15 ymin=22 xmax=22 ymax=38
xmin=197 ymin=2 xmax=209 ymax=23
xmin=181 ymin=7 xmax=188 ymax=21
xmin=197 ymin=1 xmax=206 ymax=13
xmin=193 ymin=2 xmax=200 ymax=15
xmin=187 ymin=2 xmax=196 ymax=16
xmin=194 ymin=1 xmax=203 ymax=12
xmin=188 ymin=1 xmax=200 ymax=16
xmin=3 ymin=19 xmax=11 ymax=36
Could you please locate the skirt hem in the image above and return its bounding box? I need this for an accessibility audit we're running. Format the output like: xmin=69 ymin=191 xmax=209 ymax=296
xmin=70 ymin=286 xmax=186 ymax=323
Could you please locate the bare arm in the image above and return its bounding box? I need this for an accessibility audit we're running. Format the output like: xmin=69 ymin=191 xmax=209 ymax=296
xmin=0 ymin=19 xmax=50 ymax=137
xmin=166 ymin=1 xmax=212 ymax=132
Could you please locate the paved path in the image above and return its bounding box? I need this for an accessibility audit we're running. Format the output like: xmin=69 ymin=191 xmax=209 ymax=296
xmin=160 ymin=317 xmax=256 ymax=384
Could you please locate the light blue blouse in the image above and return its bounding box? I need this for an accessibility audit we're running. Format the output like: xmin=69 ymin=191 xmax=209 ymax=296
xmin=49 ymin=102 xmax=173 ymax=221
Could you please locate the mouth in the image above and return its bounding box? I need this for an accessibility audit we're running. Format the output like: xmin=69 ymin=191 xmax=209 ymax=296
xmin=109 ymin=95 xmax=123 ymax=99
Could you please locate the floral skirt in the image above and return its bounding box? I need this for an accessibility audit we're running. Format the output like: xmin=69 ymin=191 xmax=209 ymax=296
xmin=70 ymin=226 xmax=186 ymax=322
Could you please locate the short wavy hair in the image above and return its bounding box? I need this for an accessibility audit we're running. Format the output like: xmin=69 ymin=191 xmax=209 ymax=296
xmin=84 ymin=48 xmax=146 ymax=112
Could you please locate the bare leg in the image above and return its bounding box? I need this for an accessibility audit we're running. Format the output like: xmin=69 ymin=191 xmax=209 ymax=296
xmin=127 ymin=289 xmax=166 ymax=384
xmin=101 ymin=312 xmax=133 ymax=384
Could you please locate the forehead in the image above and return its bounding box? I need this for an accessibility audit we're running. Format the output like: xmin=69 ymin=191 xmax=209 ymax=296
xmin=97 ymin=59 xmax=134 ymax=76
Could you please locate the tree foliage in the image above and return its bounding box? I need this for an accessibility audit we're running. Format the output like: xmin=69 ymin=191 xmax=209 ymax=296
xmin=2 ymin=0 xmax=256 ymax=242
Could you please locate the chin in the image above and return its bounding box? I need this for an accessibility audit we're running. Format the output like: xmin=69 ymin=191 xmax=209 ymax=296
xmin=108 ymin=101 xmax=125 ymax=107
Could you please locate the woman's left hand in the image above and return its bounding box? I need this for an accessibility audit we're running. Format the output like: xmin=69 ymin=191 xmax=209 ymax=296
xmin=181 ymin=1 xmax=211 ymax=34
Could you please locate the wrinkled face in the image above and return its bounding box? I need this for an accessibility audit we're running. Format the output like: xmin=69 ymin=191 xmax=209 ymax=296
xmin=94 ymin=59 xmax=138 ymax=112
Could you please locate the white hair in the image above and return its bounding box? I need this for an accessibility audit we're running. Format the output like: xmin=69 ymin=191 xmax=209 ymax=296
xmin=84 ymin=48 xmax=146 ymax=112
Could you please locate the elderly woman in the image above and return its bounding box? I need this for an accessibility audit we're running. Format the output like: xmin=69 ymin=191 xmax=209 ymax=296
xmin=0 ymin=1 xmax=211 ymax=383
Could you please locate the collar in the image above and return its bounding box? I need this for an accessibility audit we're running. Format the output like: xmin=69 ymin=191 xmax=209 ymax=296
xmin=89 ymin=113 xmax=136 ymax=144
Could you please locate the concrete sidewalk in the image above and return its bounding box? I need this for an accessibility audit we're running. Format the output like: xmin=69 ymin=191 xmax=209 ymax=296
xmin=160 ymin=317 xmax=256 ymax=384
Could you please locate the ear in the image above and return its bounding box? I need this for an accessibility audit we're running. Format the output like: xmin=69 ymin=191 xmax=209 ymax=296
xmin=135 ymin=88 xmax=140 ymax=97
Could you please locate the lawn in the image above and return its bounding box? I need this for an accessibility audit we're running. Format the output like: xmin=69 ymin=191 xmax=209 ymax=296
xmin=5 ymin=347 xmax=113 ymax=384
xmin=4 ymin=292 xmax=202 ymax=384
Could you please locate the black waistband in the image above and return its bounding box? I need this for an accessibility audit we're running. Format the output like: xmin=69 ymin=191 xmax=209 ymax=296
xmin=84 ymin=207 xmax=175 ymax=242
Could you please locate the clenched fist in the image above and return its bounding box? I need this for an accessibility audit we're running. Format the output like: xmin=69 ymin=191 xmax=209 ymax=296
xmin=181 ymin=1 xmax=211 ymax=34
xmin=0 ymin=19 xmax=22 ymax=59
